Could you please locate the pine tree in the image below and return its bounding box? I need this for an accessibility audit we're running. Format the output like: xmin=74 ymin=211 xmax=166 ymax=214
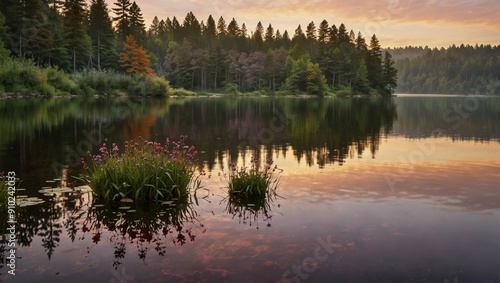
xmin=337 ymin=23 xmax=349 ymax=43
xmin=353 ymin=58 xmax=370 ymax=94
xmin=252 ymin=21 xmax=264 ymax=50
xmin=171 ymin=17 xmax=180 ymax=41
xmin=217 ymin=16 xmax=227 ymax=38
xmin=329 ymin=24 xmax=338 ymax=46
xmin=23 ymin=0 xmax=53 ymax=64
xmin=382 ymin=51 xmax=398 ymax=95
xmin=0 ymin=12 xmax=10 ymax=60
xmin=148 ymin=16 xmax=160 ymax=37
xmin=265 ymin=24 xmax=274 ymax=49
xmin=89 ymin=0 xmax=116 ymax=70
xmin=306 ymin=21 xmax=316 ymax=41
xmin=204 ymin=15 xmax=216 ymax=49
xmin=129 ymin=1 xmax=145 ymax=42
xmin=112 ymin=0 xmax=131 ymax=40
xmin=182 ymin=12 xmax=201 ymax=46
xmin=119 ymin=34 xmax=154 ymax=76
xmin=366 ymin=34 xmax=384 ymax=92
xmin=64 ymin=0 xmax=91 ymax=71
xmin=318 ymin=20 xmax=329 ymax=44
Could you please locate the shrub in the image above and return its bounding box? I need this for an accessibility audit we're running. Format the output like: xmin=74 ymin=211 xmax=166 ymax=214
xmin=169 ymin=88 xmax=197 ymax=97
xmin=334 ymin=86 xmax=353 ymax=97
xmin=77 ymin=136 xmax=200 ymax=202
xmin=223 ymin=82 xmax=241 ymax=95
xmin=225 ymin=156 xmax=281 ymax=198
xmin=144 ymin=75 xmax=171 ymax=96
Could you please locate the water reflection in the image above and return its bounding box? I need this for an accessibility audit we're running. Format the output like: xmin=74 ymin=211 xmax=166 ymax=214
xmin=0 ymin=185 xmax=205 ymax=268
xmin=0 ymin=97 xmax=401 ymax=190
xmin=223 ymin=192 xmax=281 ymax=229
xmin=83 ymin=197 xmax=205 ymax=268
xmin=0 ymin=96 xmax=499 ymax=282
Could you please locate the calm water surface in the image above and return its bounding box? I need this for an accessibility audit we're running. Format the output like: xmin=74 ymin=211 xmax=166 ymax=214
xmin=0 ymin=95 xmax=499 ymax=282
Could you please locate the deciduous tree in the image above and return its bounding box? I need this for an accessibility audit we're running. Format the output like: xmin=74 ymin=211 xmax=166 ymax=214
xmin=119 ymin=34 xmax=154 ymax=76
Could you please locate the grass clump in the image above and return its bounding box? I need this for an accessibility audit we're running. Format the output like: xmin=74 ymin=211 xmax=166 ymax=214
xmin=225 ymin=156 xmax=282 ymax=198
xmin=77 ymin=136 xmax=199 ymax=202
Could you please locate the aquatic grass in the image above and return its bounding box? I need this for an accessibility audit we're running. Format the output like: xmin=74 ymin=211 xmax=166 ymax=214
xmin=77 ymin=136 xmax=199 ymax=202
xmin=225 ymin=156 xmax=282 ymax=198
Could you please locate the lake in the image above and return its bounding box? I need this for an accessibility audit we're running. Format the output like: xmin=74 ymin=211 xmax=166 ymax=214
xmin=1 ymin=95 xmax=499 ymax=282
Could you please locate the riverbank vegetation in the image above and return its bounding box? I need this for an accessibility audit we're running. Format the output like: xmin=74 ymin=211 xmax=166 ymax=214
xmin=0 ymin=1 xmax=397 ymax=96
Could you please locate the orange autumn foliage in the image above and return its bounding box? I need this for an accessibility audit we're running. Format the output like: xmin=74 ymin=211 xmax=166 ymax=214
xmin=119 ymin=35 xmax=154 ymax=76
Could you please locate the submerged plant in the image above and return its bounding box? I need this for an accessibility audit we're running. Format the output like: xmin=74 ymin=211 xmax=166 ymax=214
xmin=77 ymin=136 xmax=199 ymax=202
xmin=224 ymin=156 xmax=282 ymax=198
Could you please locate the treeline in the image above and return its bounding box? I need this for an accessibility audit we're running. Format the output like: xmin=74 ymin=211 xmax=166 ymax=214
xmin=389 ymin=45 xmax=500 ymax=95
xmin=0 ymin=0 xmax=397 ymax=96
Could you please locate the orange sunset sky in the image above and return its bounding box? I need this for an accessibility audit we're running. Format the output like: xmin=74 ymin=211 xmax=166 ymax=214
xmin=117 ymin=0 xmax=500 ymax=48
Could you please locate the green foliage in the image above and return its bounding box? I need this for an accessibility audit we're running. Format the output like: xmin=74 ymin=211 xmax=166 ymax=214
xmin=353 ymin=58 xmax=371 ymax=94
xmin=392 ymin=45 xmax=500 ymax=95
xmin=1 ymin=0 xmax=398 ymax=95
xmin=169 ymin=87 xmax=197 ymax=96
xmin=0 ymin=58 xmax=75 ymax=96
xmin=225 ymin=157 xmax=281 ymax=198
xmin=334 ymin=86 xmax=353 ymax=97
xmin=223 ymin=82 xmax=241 ymax=95
xmin=71 ymin=70 xmax=170 ymax=96
xmin=0 ymin=58 xmax=170 ymax=96
xmin=284 ymin=55 xmax=328 ymax=95
xmin=0 ymin=12 xmax=9 ymax=60
xmin=77 ymin=136 xmax=199 ymax=202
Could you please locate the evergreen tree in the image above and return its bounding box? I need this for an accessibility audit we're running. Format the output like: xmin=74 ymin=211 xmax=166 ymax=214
xmin=217 ymin=16 xmax=227 ymax=38
xmin=265 ymin=24 xmax=274 ymax=49
xmin=89 ymin=0 xmax=116 ymax=70
xmin=112 ymin=0 xmax=131 ymax=40
xmin=252 ymin=21 xmax=264 ymax=50
xmin=318 ymin=20 xmax=329 ymax=44
xmin=23 ymin=0 xmax=53 ymax=64
xmin=353 ymin=58 xmax=370 ymax=94
xmin=337 ymin=23 xmax=349 ymax=43
xmin=148 ymin=16 xmax=160 ymax=37
xmin=306 ymin=21 xmax=316 ymax=41
xmin=382 ymin=51 xmax=398 ymax=95
xmin=329 ymin=24 xmax=338 ymax=46
xmin=366 ymin=34 xmax=384 ymax=92
xmin=0 ymin=12 xmax=10 ymax=60
xmin=204 ymin=15 xmax=216 ymax=49
xmin=129 ymin=1 xmax=145 ymax=42
xmin=64 ymin=0 xmax=91 ymax=71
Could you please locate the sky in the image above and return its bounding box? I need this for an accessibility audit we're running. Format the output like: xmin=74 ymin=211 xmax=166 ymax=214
xmin=126 ymin=0 xmax=500 ymax=48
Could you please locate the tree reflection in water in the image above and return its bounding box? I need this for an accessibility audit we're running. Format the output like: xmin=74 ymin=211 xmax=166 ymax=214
xmin=0 ymin=184 xmax=205 ymax=270
xmin=80 ymin=196 xmax=205 ymax=269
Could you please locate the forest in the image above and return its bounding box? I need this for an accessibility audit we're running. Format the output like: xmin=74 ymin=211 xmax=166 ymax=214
xmin=0 ymin=0 xmax=398 ymax=96
xmin=389 ymin=45 xmax=500 ymax=95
